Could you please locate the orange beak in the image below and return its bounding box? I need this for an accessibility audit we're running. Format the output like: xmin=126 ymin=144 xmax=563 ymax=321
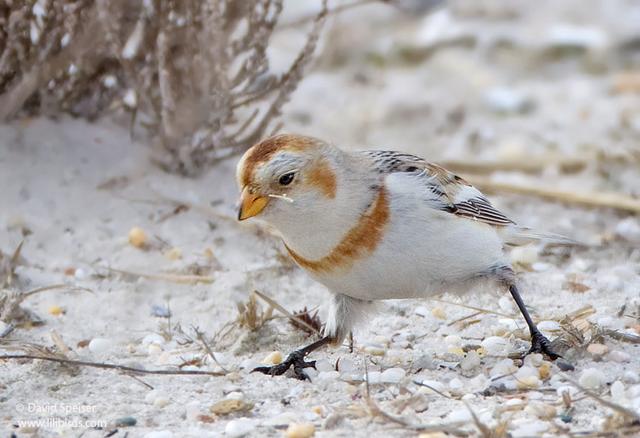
xmin=238 ymin=187 xmax=269 ymax=221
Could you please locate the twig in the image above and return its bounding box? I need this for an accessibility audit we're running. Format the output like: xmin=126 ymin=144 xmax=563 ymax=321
xmin=253 ymin=289 xmax=321 ymax=335
xmin=463 ymin=401 xmax=492 ymax=438
xmin=469 ymin=176 xmax=640 ymax=214
xmin=193 ymin=327 xmax=228 ymax=372
xmin=431 ymin=298 xmax=515 ymax=319
xmin=603 ymin=329 xmax=640 ymax=344
xmin=564 ymin=376 xmax=640 ymax=422
xmin=0 ymin=354 xmax=225 ymax=377
xmin=105 ymin=267 xmax=214 ymax=285
xmin=413 ymin=380 xmax=452 ymax=399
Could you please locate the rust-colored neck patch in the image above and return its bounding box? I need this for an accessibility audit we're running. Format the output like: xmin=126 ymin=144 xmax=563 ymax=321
xmin=285 ymin=187 xmax=390 ymax=274
xmin=306 ymin=158 xmax=337 ymax=199
xmin=240 ymin=134 xmax=318 ymax=187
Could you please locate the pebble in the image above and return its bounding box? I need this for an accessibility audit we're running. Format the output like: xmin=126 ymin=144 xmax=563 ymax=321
xmin=164 ymin=247 xmax=182 ymax=260
xmin=537 ymin=321 xmax=560 ymax=333
xmin=48 ymin=305 xmax=64 ymax=316
xmin=525 ymin=402 xmax=556 ymax=420
xmin=608 ymin=350 xmax=630 ymax=363
xmin=113 ymin=416 xmax=137 ymax=427
xmin=587 ymin=343 xmax=609 ymax=357
xmin=153 ymin=396 xmax=170 ymax=409
xmin=262 ymin=351 xmax=283 ymax=365
xmin=498 ymin=296 xmax=515 ymax=313
xmin=622 ymin=371 xmax=639 ymax=384
xmin=414 ymin=306 xmax=430 ymax=317
xmin=210 ymin=399 xmax=253 ymax=415
xmin=431 ymin=307 xmax=446 ymax=319
xmin=74 ymin=268 xmax=88 ymax=280
xmin=363 ymin=345 xmax=385 ymax=356
xmin=225 ymin=418 xmax=256 ymax=437
xmin=444 ymin=335 xmax=462 ymax=347
xmin=380 ymin=368 xmax=406 ymax=383
xmin=611 ymin=381 xmax=627 ymax=403
xmin=615 ymin=218 xmax=640 ymax=243
xmin=579 ymin=368 xmax=606 ymax=389
xmin=128 ymin=226 xmax=147 ymax=248
xmin=510 ymin=245 xmax=538 ymax=266
xmin=481 ymin=336 xmax=509 ymax=356
xmin=490 ymin=358 xmax=517 ymax=377
xmin=460 ymin=351 xmax=481 ymax=371
xmin=337 ymin=358 xmax=355 ymax=373
xmin=88 ymin=338 xmax=112 ymax=354
xmin=144 ymin=431 xmax=172 ymax=438
xmin=517 ymin=376 xmax=541 ymax=390
xmin=142 ymin=333 xmax=166 ymax=345
xmin=510 ymin=420 xmax=548 ymax=437
xmin=484 ymin=87 xmax=535 ymax=114
xmin=417 ymin=379 xmax=447 ymax=394
xmin=285 ymin=422 xmax=315 ymax=438
xmin=448 ymin=378 xmax=464 ymax=393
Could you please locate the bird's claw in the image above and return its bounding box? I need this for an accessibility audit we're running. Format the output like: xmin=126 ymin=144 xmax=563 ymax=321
xmin=252 ymin=350 xmax=316 ymax=380
xmin=528 ymin=330 xmax=561 ymax=360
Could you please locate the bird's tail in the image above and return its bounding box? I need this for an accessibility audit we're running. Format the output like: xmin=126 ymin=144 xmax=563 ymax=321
xmin=499 ymin=226 xmax=581 ymax=246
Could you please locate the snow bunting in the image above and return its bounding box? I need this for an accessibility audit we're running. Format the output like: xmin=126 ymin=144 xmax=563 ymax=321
xmin=237 ymin=133 xmax=567 ymax=379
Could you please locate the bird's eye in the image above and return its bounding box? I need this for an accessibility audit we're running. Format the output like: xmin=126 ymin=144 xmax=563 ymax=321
xmin=278 ymin=172 xmax=295 ymax=186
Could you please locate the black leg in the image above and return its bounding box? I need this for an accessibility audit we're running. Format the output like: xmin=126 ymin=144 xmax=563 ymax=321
xmin=508 ymin=284 xmax=560 ymax=360
xmin=252 ymin=336 xmax=333 ymax=380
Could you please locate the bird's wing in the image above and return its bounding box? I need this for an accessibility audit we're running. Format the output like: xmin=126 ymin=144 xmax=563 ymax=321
xmin=361 ymin=150 xmax=516 ymax=227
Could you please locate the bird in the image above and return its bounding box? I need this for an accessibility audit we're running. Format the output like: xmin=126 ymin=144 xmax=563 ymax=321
xmin=236 ymin=133 xmax=568 ymax=380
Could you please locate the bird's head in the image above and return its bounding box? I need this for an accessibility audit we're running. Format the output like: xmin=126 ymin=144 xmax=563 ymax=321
xmin=236 ymin=134 xmax=339 ymax=227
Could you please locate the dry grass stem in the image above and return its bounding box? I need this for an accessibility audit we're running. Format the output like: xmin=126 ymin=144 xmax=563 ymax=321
xmin=106 ymin=267 xmax=214 ymax=284
xmin=564 ymin=376 xmax=640 ymax=422
xmin=253 ymin=289 xmax=321 ymax=335
xmin=469 ymin=176 xmax=640 ymax=214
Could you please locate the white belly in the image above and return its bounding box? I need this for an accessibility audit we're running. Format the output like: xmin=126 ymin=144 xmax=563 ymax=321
xmin=309 ymin=200 xmax=507 ymax=301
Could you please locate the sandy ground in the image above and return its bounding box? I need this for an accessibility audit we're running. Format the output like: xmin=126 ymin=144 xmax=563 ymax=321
xmin=2 ymin=1 xmax=640 ymax=437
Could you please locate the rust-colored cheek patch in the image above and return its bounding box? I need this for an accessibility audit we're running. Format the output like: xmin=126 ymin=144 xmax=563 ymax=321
xmin=286 ymin=188 xmax=390 ymax=273
xmin=307 ymin=159 xmax=337 ymax=199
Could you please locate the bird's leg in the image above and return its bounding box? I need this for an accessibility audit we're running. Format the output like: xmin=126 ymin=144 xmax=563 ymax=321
xmin=252 ymin=336 xmax=333 ymax=380
xmin=508 ymin=283 xmax=560 ymax=360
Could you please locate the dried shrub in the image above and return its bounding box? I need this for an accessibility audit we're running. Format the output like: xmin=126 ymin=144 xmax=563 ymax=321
xmin=0 ymin=0 xmax=328 ymax=174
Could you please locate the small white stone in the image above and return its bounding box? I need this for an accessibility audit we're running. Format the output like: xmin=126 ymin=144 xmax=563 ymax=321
xmin=337 ymin=358 xmax=355 ymax=373
xmin=484 ymin=87 xmax=534 ymax=114
xmin=144 ymin=431 xmax=173 ymax=438
xmin=239 ymin=358 xmax=259 ymax=370
xmin=611 ymin=381 xmax=627 ymax=403
xmin=460 ymin=351 xmax=481 ymax=371
xmin=556 ymin=385 xmax=578 ymax=398
xmin=363 ymin=345 xmax=385 ymax=356
xmin=225 ymin=391 xmax=244 ymax=400
xmin=365 ymin=371 xmax=381 ymax=384
xmin=88 ymin=338 xmax=112 ymax=354
xmin=523 ymin=353 xmax=543 ymax=368
xmin=579 ymin=368 xmax=606 ymax=389
xmin=142 ymin=333 xmax=166 ymax=345
xmin=185 ymin=401 xmax=201 ymax=421
xmin=510 ymin=245 xmax=539 ymax=265
xmin=154 ymin=396 xmax=169 ymax=408
xmin=481 ymin=336 xmax=509 ymax=356
xmin=444 ymin=335 xmax=462 ymax=347
xmin=622 ymin=371 xmax=639 ymax=384
xmin=317 ymin=371 xmax=339 ymax=381
xmin=446 ymin=407 xmax=471 ymax=422
xmin=417 ymin=379 xmax=447 ymax=394
xmin=147 ymin=344 xmax=163 ymax=356
xmin=537 ymin=321 xmax=561 ymax=333
xmin=448 ymin=378 xmax=463 ymax=392
xmin=380 ymin=368 xmax=406 ymax=383
xmin=490 ymin=358 xmax=517 ymax=377
xmin=608 ymin=350 xmax=631 ymax=363
xmin=74 ymin=268 xmax=87 ymax=279
xmin=315 ymin=359 xmax=333 ymax=372
xmin=414 ymin=306 xmax=430 ymax=317
xmin=225 ymin=418 xmax=256 ymax=437
xmin=515 ymin=366 xmax=537 ymax=380
xmin=531 ymin=262 xmax=550 ymax=272
xmin=498 ymin=296 xmax=515 ymax=313
xmin=615 ymin=218 xmax=640 ymax=243
xmin=511 ymin=420 xmax=548 ymax=437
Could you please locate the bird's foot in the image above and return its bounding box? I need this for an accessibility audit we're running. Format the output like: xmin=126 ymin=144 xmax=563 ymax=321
xmin=252 ymin=349 xmax=316 ymax=381
xmin=528 ymin=330 xmax=561 ymax=360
